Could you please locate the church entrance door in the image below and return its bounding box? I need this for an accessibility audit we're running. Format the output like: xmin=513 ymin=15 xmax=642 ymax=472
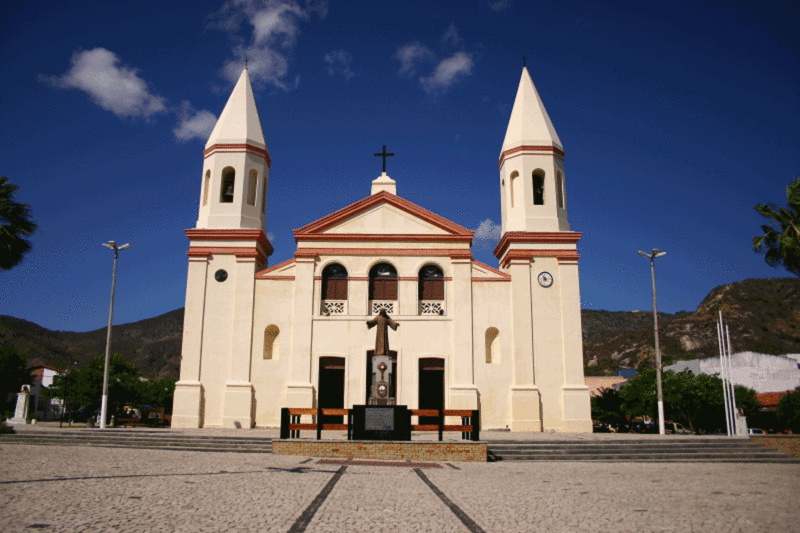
xmin=318 ymin=357 xmax=345 ymax=424
xmin=365 ymin=350 xmax=397 ymax=405
xmin=418 ymin=358 xmax=444 ymax=425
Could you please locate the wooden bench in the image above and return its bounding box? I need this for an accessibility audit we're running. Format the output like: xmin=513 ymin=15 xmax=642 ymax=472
xmin=279 ymin=407 xmax=479 ymax=441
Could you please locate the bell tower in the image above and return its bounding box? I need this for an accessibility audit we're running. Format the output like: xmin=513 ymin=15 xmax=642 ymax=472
xmin=494 ymin=66 xmax=592 ymax=433
xmin=197 ymin=67 xmax=270 ymax=230
xmin=499 ymin=67 xmax=569 ymax=234
xmin=172 ymin=67 xmax=273 ymax=429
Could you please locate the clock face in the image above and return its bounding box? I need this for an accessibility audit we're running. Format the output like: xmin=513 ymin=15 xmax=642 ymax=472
xmin=538 ymin=271 xmax=553 ymax=288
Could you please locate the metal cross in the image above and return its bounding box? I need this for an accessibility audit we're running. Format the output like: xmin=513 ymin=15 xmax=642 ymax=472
xmin=522 ymin=55 xmax=527 ymax=67
xmin=374 ymin=145 xmax=394 ymax=173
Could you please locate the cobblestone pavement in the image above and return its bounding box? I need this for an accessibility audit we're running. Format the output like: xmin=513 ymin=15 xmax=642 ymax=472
xmin=2 ymin=444 xmax=798 ymax=533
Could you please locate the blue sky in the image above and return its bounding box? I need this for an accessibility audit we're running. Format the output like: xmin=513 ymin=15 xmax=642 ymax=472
xmin=1 ymin=0 xmax=798 ymax=332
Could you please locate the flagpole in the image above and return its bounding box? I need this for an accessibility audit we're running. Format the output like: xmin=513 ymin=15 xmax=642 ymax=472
xmin=717 ymin=313 xmax=731 ymax=436
xmin=725 ymin=324 xmax=739 ymax=435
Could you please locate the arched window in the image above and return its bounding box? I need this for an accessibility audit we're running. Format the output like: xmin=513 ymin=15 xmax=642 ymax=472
xmin=510 ymin=171 xmax=518 ymax=208
xmin=485 ymin=327 xmax=500 ymax=363
xmin=419 ymin=265 xmax=444 ymax=300
xmin=556 ymin=171 xmax=565 ymax=209
xmin=322 ymin=263 xmax=348 ymax=300
xmin=247 ymin=169 xmax=257 ymax=206
xmin=220 ymin=167 xmax=235 ymax=203
xmin=369 ymin=263 xmax=397 ymax=301
xmin=418 ymin=264 xmax=444 ymax=315
xmin=533 ymin=170 xmax=545 ymax=205
xmin=202 ymin=170 xmax=211 ymax=206
xmin=264 ymin=325 xmax=279 ymax=360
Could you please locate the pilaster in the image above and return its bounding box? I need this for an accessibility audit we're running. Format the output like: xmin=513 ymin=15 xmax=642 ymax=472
xmin=222 ymin=257 xmax=258 ymax=428
xmin=172 ymin=256 xmax=209 ymax=428
xmin=286 ymin=254 xmax=316 ymax=407
xmin=449 ymin=257 xmax=477 ymax=410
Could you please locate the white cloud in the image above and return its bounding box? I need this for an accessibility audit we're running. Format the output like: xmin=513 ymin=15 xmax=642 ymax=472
xmin=396 ymin=25 xmax=475 ymax=95
xmin=174 ymin=102 xmax=217 ymax=142
xmin=324 ymin=49 xmax=354 ymax=80
xmin=45 ymin=48 xmax=167 ymax=119
xmin=395 ymin=42 xmax=434 ymax=77
xmin=474 ymin=218 xmax=502 ymax=250
xmin=440 ymin=23 xmax=462 ymax=48
xmin=209 ymin=0 xmax=327 ymax=90
xmin=487 ymin=0 xmax=511 ymax=12
xmin=45 ymin=48 xmax=219 ymax=142
xmin=420 ymin=52 xmax=474 ymax=95
xmin=474 ymin=218 xmax=502 ymax=242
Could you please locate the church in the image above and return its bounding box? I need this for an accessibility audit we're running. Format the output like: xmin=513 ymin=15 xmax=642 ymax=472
xmin=171 ymin=66 xmax=592 ymax=432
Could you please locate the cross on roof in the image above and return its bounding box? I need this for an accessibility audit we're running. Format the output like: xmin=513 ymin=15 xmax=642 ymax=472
xmin=374 ymin=145 xmax=394 ymax=173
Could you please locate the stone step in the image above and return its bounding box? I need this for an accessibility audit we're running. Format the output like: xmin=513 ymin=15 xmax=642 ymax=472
xmin=0 ymin=440 xmax=272 ymax=453
xmin=489 ymin=455 xmax=800 ymax=463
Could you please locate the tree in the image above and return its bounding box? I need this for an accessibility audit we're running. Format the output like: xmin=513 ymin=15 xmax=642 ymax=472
xmin=60 ymin=354 xmax=143 ymax=422
xmin=776 ymin=390 xmax=800 ymax=433
xmin=140 ymin=378 xmax=176 ymax=414
xmin=0 ymin=176 xmax=39 ymax=270
xmin=753 ymin=177 xmax=800 ymax=276
xmin=0 ymin=346 xmax=29 ymax=417
xmin=619 ymin=369 xmax=758 ymax=432
xmin=590 ymin=388 xmax=627 ymax=427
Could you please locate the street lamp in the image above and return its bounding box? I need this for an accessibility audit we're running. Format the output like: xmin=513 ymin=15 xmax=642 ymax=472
xmin=99 ymin=241 xmax=130 ymax=429
xmin=638 ymin=248 xmax=667 ymax=435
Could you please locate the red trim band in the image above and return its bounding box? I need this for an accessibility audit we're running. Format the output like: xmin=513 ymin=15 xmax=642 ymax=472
xmin=498 ymin=145 xmax=564 ymax=167
xmin=204 ymin=143 xmax=271 ymax=167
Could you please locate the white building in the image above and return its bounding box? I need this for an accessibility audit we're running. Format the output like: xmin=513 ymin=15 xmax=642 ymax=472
xmin=665 ymin=352 xmax=800 ymax=394
xmin=171 ymin=66 xmax=592 ymax=432
xmin=30 ymin=365 xmax=65 ymax=421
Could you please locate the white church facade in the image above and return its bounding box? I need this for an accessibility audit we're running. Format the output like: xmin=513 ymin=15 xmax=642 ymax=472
xmin=172 ymin=66 xmax=592 ymax=432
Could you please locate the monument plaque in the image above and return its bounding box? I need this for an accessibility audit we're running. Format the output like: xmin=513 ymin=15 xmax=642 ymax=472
xmin=351 ymin=405 xmax=411 ymax=441
xmin=364 ymin=407 xmax=394 ymax=431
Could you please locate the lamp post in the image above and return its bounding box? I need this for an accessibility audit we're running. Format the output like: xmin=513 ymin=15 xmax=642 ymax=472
xmin=638 ymin=248 xmax=667 ymax=435
xmin=99 ymin=241 xmax=130 ymax=429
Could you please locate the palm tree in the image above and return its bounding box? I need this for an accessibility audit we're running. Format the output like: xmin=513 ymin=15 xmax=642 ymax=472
xmin=753 ymin=178 xmax=800 ymax=277
xmin=0 ymin=176 xmax=38 ymax=270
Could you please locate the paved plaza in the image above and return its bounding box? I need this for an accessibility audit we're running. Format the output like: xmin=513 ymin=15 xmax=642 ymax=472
xmin=1 ymin=443 xmax=799 ymax=533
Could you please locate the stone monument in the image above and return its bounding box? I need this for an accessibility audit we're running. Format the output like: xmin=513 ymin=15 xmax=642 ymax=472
xmin=366 ymin=309 xmax=398 ymax=405
xmin=7 ymin=385 xmax=31 ymax=425
xmin=354 ymin=310 xmax=410 ymax=440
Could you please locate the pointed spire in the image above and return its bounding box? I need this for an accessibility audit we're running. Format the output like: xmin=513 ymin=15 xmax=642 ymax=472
xmin=205 ymin=68 xmax=267 ymax=150
xmin=501 ymin=67 xmax=562 ymax=154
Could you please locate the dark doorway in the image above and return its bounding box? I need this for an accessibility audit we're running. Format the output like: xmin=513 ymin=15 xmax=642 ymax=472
xmin=418 ymin=358 xmax=444 ymax=425
xmin=318 ymin=357 xmax=345 ymax=424
xmin=365 ymin=350 xmax=397 ymax=405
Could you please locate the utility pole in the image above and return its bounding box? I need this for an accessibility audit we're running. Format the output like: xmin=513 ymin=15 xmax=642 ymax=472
xmin=638 ymin=248 xmax=667 ymax=435
xmin=99 ymin=241 xmax=131 ymax=429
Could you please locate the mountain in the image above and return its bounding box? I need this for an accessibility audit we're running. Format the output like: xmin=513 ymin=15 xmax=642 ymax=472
xmin=583 ymin=277 xmax=800 ymax=375
xmin=1 ymin=277 xmax=797 ymax=379
xmin=0 ymin=309 xmax=184 ymax=379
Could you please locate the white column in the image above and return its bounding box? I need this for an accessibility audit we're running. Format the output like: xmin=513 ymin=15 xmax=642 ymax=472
xmin=286 ymin=255 xmax=316 ymax=407
xmin=222 ymin=256 xmax=258 ymax=428
xmin=172 ymin=256 xmax=209 ymax=428
xmin=449 ymin=258 xmax=477 ymax=410
xmin=508 ymin=258 xmax=541 ymax=431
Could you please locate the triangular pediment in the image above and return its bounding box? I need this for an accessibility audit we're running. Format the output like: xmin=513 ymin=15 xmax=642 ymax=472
xmin=324 ymin=203 xmax=449 ymax=235
xmin=294 ymin=191 xmax=474 ymax=241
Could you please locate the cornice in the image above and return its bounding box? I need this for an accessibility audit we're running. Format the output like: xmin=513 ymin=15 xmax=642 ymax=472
xmin=293 ymin=190 xmax=474 ymax=240
xmin=185 ymin=228 xmax=274 ymax=258
xmin=203 ymin=143 xmax=271 ymax=167
xmin=498 ymin=145 xmax=565 ymax=168
xmin=493 ymin=231 xmax=581 ymax=259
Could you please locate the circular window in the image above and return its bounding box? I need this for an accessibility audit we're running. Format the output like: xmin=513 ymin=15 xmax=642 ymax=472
xmin=215 ymin=269 xmax=228 ymax=282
